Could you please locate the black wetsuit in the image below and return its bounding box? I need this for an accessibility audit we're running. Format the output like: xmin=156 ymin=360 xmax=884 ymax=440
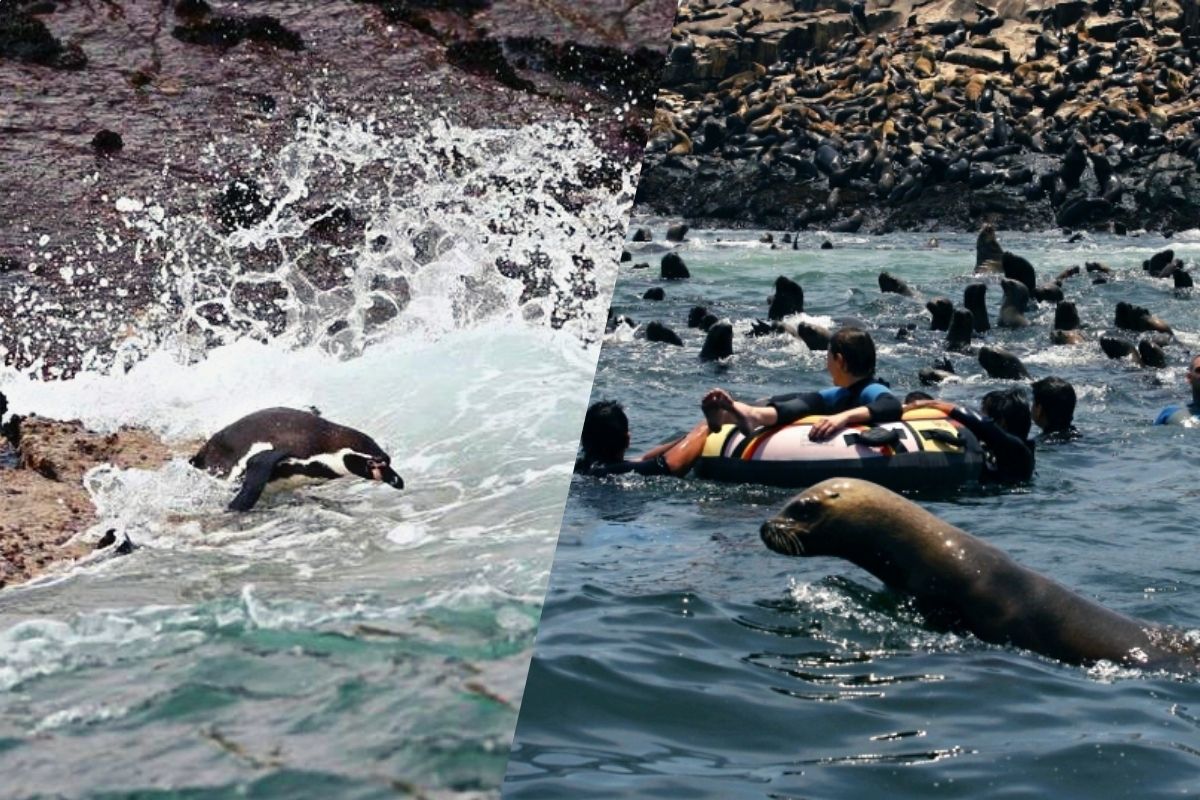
xmin=767 ymin=376 xmax=902 ymax=427
xmin=948 ymin=406 xmax=1035 ymax=483
xmin=574 ymin=455 xmax=671 ymax=478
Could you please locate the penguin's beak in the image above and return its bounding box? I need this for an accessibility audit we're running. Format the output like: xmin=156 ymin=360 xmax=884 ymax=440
xmin=371 ymin=461 xmax=404 ymax=489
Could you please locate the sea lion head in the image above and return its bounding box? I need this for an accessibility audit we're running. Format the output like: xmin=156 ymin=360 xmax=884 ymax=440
xmin=760 ymin=480 xmax=850 ymax=557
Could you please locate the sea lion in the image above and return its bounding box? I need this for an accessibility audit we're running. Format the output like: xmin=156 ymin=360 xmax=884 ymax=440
xmin=963 ymin=283 xmax=990 ymax=332
xmin=1033 ymin=283 xmax=1064 ymax=303
xmin=1001 ymin=251 xmax=1037 ymax=293
xmin=926 ymin=297 xmax=953 ymax=331
xmin=1137 ymin=338 xmax=1167 ymax=369
xmin=1115 ymin=301 xmax=1171 ymax=335
xmin=780 ymin=320 xmax=831 ymax=351
xmin=700 ymin=320 xmax=734 ymax=361
xmin=878 ymin=271 xmax=914 ymax=297
xmin=768 ymin=276 xmax=805 ymax=320
xmin=975 ymin=224 xmax=1003 ymax=271
xmin=687 ymin=306 xmax=709 ymax=328
xmin=945 ymin=309 xmax=974 ymax=352
xmin=191 ymin=408 xmax=404 ymax=512
xmin=998 ymin=279 xmax=1031 ymax=328
xmin=1100 ymin=335 xmax=1137 ymax=361
xmin=644 ymin=321 xmax=683 ymax=346
xmin=643 ymin=287 xmax=665 ymax=301
xmin=1054 ymin=301 xmax=1081 ymax=331
xmin=661 ymin=253 xmax=690 ymax=280
xmin=979 ymin=346 xmax=1030 ymax=380
xmin=666 ymin=223 xmax=689 ymax=242
xmin=760 ymin=478 xmax=1200 ymax=670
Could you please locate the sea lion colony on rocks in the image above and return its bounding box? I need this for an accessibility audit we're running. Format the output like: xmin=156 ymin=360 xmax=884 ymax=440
xmin=637 ymin=0 xmax=1200 ymax=233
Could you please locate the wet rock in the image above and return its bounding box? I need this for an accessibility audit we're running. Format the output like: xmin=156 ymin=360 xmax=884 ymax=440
xmin=91 ymin=130 xmax=123 ymax=155
xmin=0 ymin=6 xmax=86 ymax=70
xmin=214 ymin=178 xmax=275 ymax=232
xmin=173 ymin=14 xmax=305 ymax=52
xmin=445 ymin=39 xmax=535 ymax=92
xmin=631 ymin=227 xmax=652 ymax=242
xmin=643 ymin=287 xmax=665 ymax=301
xmin=1 ymin=414 xmax=183 ymax=588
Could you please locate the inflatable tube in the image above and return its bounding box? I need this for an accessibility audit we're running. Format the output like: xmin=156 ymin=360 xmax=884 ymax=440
xmin=695 ymin=408 xmax=984 ymax=491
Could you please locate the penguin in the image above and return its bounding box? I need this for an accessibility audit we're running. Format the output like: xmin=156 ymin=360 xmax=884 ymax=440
xmin=190 ymin=407 xmax=404 ymax=511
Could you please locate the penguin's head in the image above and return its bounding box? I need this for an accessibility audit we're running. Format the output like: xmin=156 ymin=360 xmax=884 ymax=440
xmin=343 ymin=452 xmax=404 ymax=490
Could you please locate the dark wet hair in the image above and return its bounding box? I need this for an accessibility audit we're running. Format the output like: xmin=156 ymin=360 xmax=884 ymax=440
xmin=904 ymin=390 xmax=933 ymax=404
xmin=981 ymin=388 xmax=1032 ymax=440
xmin=1031 ymin=376 xmax=1076 ymax=433
xmin=579 ymin=400 xmax=629 ymax=464
xmin=829 ymin=327 xmax=876 ymax=377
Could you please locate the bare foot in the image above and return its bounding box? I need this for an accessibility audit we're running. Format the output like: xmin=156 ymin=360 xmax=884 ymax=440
xmin=702 ymin=389 xmax=755 ymax=436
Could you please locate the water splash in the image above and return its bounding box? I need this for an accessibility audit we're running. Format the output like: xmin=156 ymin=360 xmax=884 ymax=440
xmin=7 ymin=104 xmax=636 ymax=378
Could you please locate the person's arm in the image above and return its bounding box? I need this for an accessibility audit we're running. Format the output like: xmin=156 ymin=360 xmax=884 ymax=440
xmin=636 ymin=420 xmax=710 ymax=477
xmin=947 ymin=405 xmax=1034 ymax=481
xmin=808 ymin=405 xmax=872 ymax=440
xmin=809 ymin=385 xmax=900 ymax=441
xmin=769 ymin=391 xmax=826 ymax=427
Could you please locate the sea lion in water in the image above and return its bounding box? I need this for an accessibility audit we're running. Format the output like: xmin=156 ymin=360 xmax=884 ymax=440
xmin=878 ymin=271 xmax=914 ymax=297
xmin=760 ymin=478 xmax=1200 ymax=670
xmin=926 ymin=297 xmax=953 ymax=331
xmin=644 ymin=321 xmax=683 ymax=346
xmin=975 ymin=224 xmax=1003 ymax=271
xmin=998 ymin=279 xmax=1030 ymax=328
xmin=1001 ymin=251 xmax=1037 ymax=293
xmin=768 ymin=276 xmax=805 ymax=320
xmin=979 ymin=346 xmax=1030 ymax=380
xmin=1115 ymin=302 xmax=1171 ymax=335
xmin=945 ymin=309 xmax=974 ymax=352
xmin=781 ymin=320 xmax=832 ymax=351
xmin=191 ymin=408 xmax=404 ymax=512
xmin=963 ymin=283 xmax=989 ymax=332
xmin=700 ymin=320 xmax=734 ymax=361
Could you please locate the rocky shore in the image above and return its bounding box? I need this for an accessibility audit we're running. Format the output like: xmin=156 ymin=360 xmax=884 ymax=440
xmin=636 ymin=0 xmax=1200 ymax=233
xmin=0 ymin=0 xmax=676 ymax=378
xmin=0 ymin=392 xmax=183 ymax=587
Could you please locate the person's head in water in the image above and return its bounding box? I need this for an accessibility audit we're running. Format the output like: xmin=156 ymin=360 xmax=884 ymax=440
xmin=904 ymin=390 xmax=934 ymax=404
xmin=1031 ymin=376 xmax=1076 ymax=434
xmin=981 ymin=388 xmax=1032 ymax=440
xmin=1188 ymin=354 xmax=1200 ymax=404
xmin=827 ymin=327 xmax=876 ymax=386
xmin=580 ymin=400 xmax=630 ymax=465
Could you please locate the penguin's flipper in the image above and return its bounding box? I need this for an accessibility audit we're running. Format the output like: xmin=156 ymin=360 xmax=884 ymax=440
xmin=229 ymin=449 xmax=292 ymax=512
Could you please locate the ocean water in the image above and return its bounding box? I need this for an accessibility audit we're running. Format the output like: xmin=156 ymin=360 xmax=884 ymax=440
xmin=0 ymin=109 xmax=635 ymax=797
xmin=505 ymin=227 xmax=1200 ymax=798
